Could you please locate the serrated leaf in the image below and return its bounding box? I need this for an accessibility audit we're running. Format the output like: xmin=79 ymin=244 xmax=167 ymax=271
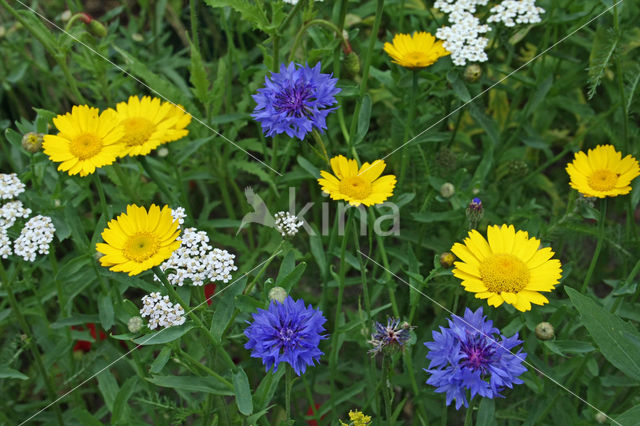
xmin=204 ymin=0 xmax=270 ymax=32
xmin=587 ymin=26 xmax=618 ymax=99
xmin=566 ymin=288 xmax=640 ymax=382
xmin=189 ymin=39 xmax=210 ymax=105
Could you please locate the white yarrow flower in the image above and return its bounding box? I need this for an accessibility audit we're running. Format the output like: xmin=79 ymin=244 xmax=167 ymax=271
xmin=488 ymin=0 xmax=545 ymax=27
xmin=274 ymin=211 xmax=304 ymax=237
xmin=171 ymin=206 xmax=187 ymax=226
xmin=13 ymin=215 xmax=55 ymax=262
xmin=140 ymin=292 xmax=186 ymax=330
xmin=0 ymin=228 xmax=11 ymax=259
xmin=0 ymin=173 xmax=26 ymax=200
xmin=0 ymin=200 xmax=32 ymax=230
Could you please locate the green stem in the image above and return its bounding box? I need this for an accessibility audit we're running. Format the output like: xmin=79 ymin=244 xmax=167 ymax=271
xmin=285 ymin=365 xmax=293 ymax=422
xmin=93 ymin=173 xmax=109 ymax=220
xmin=581 ymin=198 xmax=607 ymax=292
xmin=177 ymin=346 xmax=233 ymax=389
xmin=152 ymin=266 xmax=236 ymax=370
xmin=244 ymin=241 xmax=285 ymax=295
xmin=189 ymin=0 xmax=200 ymax=50
xmin=289 ymin=19 xmax=349 ymax=63
xmin=311 ymin=129 xmax=331 ymax=166
xmin=382 ymin=354 xmax=393 ymax=425
xmin=139 ymin=157 xmax=179 ymax=206
xmin=613 ymin=3 xmax=627 ymax=153
xmin=464 ymin=398 xmax=474 ymax=426
xmin=404 ymin=349 xmax=429 ymax=425
xmin=370 ymin=212 xmax=400 ymax=317
xmin=0 ymin=261 xmax=65 ymax=426
xmin=399 ymin=70 xmax=418 ymax=188
xmin=352 ymin=216 xmax=371 ymax=322
xmin=112 ymin=162 xmax=138 ymax=203
xmin=346 ymin=0 xmax=384 ymax=161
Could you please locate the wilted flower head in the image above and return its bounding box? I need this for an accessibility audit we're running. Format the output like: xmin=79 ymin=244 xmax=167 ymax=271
xmin=244 ymin=296 xmax=327 ymax=376
xmin=424 ymin=307 xmax=527 ymax=409
xmin=368 ymin=318 xmax=414 ymax=355
xmin=252 ymin=62 xmax=341 ymax=140
xmin=0 ymin=173 xmax=26 ymax=200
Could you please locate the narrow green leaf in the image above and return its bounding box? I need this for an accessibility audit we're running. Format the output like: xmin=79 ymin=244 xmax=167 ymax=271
xmin=253 ymin=368 xmax=285 ymax=411
xmin=615 ymin=405 xmax=640 ymax=426
xmin=276 ymin=262 xmax=307 ymax=293
xmin=476 ymin=398 xmax=495 ymax=426
xmin=133 ymin=324 xmax=195 ymax=345
xmin=98 ymin=293 xmax=115 ymax=331
xmin=354 ymin=94 xmax=371 ymax=145
xmin=189 ymin=37 xmax=210 ymax=105
xmin=587 ymin=26 xmax=618 ymax=99
xmin=111 ymin=376 xmax=139 ymax=424
xmin=97 ymin=370 xmax=120 ymax=411
xmin=150 ymin=347 xmax=172 ymax=374
xmin=566 ymin=287 xmax=640 ymax=381
xmin=210 ymin=276 xmax=248 ymax=341
xmin=0 ymin=365 xmax=28 ymax=380
xmin=447 ymin=71 xmax=471 ymax=102
xmin=147 ymin=375 xmax=234 ymax=395
xmin=232 ymin=368 xmax=254 ymax=415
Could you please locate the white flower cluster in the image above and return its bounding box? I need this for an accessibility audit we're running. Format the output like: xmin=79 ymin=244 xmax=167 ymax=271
xmin=274 ymin=211 xmax=304 ymax=237
xmin=155 ymin=227 xmax=237 ymax=286
xmin=0 ymin=228 xmax=11 ymax=259
xmin=0 ymin=201 xmax=32 ymax=229
xmin=487 ymin=0 xmax=545 ymax=27
xmin=140 ymin=292 xmax=186 ymax=330
xmin=434 ymin=0 xmax=544 ymax=66
xmin=171 ymin=206 xmax=186 ymax=226
xmin=13 ymin=215 xmax=56 ymax=262
xmin=0 ymin=173 xmax=26 ymax=200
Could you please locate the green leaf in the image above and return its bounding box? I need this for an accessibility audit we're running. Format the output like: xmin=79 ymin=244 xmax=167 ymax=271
xmin=97 ymin=370 xmax=120 ymax=411
xmin=111 ymin=376 xmax=139 ymax=424
xmin=189 ymin=37 xmax=211 ymax=105
xmin=133 ymin=324 xmax=195 ymax=345
xmin=204 ymin=0 xmax=270 ymax=32
xmin=72 ymin=409 xmax=104 ymax=426
xmin=447 ymin=71 xmax=471 ymax=102
xmin=276 ymin=262 xmax=307 ymax=293
xmin=587 ymin=26 xmax=618 ymax=99
xmin=476 ymin=398 xmax=496 ymax=426
xmin=150 ymin=347 xmax=172 ymax=374
xmin=232 ymin=368 xmax=253 ymax=415
xmin=0 ymin=365 xmax=28 ymax=380
xmin=542 ymin=340 xmax=595 ymax=357
xmin=615 ymin=404 xmax=640 ymax=426
xmin=210 ymin=276 xmax=248 ymax=341
xmin=566 ymin=288 xmax=640 ymax=381
xmin=354 ymin=94 xmax=371 ymax=145
xmin=253 ymin=368 xmax=285 ymax=411
xmin=98 ymin=293 xmax=115 ymax=331
xmin=147 ymin=375 xmax=234 ymax=395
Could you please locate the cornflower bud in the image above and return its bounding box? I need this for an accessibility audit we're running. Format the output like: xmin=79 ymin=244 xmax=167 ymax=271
xmin=22 ymin=132 xmax=43 ymax=153
xmin=268 ymin=286 xmax=287 ymax=303
xmin=440 ymin=182 xmax=455 ymax=198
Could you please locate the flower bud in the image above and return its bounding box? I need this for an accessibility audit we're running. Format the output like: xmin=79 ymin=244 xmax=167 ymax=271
xmin=595 ymin=412 xmax=607 ymax=424
xmin=157 ymin=147 xmax=169 ymax=157
xmin=464 ymin=64 xmax=482 ymax=82
xmin=535 ymin=322 xmax=554 ymax=340
xmin=439 ymin=252 xmax=456 ymax=268
xmin=21 ymin=132 xmax=43 ymax=153
xmin=268 ymin=286 xmax=287 ymax=303
xmin=87 ymin=19 xmax=107 ymax=38
xmin=465 ymin=198 xmax=483 ymax=229
xmin=440 ymin=182 xmax=455 ymax=198
xmin=60 ymin=10 xmax=72 ymax=21
xmin=132 ymin=33 xmax=144 ymax=42
xmin=128 ymin=316 xmax=143 ymax=333
xmin=344 ymin=51 xmax=361 ymax=78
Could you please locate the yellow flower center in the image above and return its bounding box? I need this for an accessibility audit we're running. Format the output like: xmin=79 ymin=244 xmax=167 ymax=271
xmin=121 ymin=117 xmax=156 ymax=146
xmin=405 ymin=51 xmax=430 ymax=65
xmin=588 ymin=169 xmax=618 ymax=191
xmin=340 ymin=176 xmax=372 ymax=200
xmin=69 ymin=133 xmax=103 ymax=160
xmin=479 ymin=253 xmax=530 ymax=293
xmin=123 ymin=233 xmax=159 ymax=262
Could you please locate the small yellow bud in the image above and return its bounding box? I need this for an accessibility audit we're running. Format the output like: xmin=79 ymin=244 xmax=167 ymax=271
xmin=21 ymin=132 xmax=43 ymax=153
xmin=439 ymin=252 xmax=456 ymax=268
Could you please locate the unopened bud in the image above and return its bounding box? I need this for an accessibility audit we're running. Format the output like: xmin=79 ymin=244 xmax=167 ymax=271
xmin=128 ymin=316 xmax=143 ymax=333
xmin=595 ymin=412 xmax=607 ymax=424
xmin=535 ymin=322 xmax=554 ymax=340
xmin=507 ymin=159 xmax=529 ymax=178
xmin=268 ymin=286 xmax=287 ymax=303
xmin=466 ymin=198 xmax=483 ymax=230
xmin=22 ymin=132 xmax=43 ymax=153
xmin=132 ymin=33 xmax=144 ymax=42
xmin=60 ymin=10 xmax=72 ymax=21
xmin=439 ymin=252 xmax=456 ymax=268
xmin=157 ymin=147 xmax=169 ymax=157
xmin=440 ymin=182 xmax=455 ymax=198
xmin=464 ymin=64 xmax=482 ymax=82
xmin=344 ymin=51 xmax=360 ymax=78
xmin=87 ymin=19 xmax=107 ymax=38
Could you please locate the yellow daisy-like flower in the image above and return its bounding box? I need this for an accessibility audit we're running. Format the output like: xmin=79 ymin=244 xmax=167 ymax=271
xmin=451 ymin=224 xmax=562 ymax=312
xmin=566 ymin=144 xmax=640 ymax=198
xmin=339 ymin=410 xmax=372 ymax=426
xmin=383 ymin=31 xmax=450 ymax=69
xmin=96 ymin=204 xmax=181 ymax=276
xmin=116 ymin=96 xmax=191 ymax=157
xmin=43 ymin=105 xmax=124 ymax=177
xmin=318 ymin=155 xmax=396 ymax=206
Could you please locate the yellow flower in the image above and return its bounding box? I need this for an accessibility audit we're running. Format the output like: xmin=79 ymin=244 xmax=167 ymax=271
xmin=96 ymin=204 xmax=181 ymax=276
xmin=451 ymin=224 xmax=562 ymax=312
xmin=318 ymin=155 xmax=396 ymax=207
xmin=339 ymin=410 xmax=372 ymax=426
xmin=566 ymin=144 xmax=640 ymax=198
xmin=383 ymin=31 xmax=450 ymax=69
xmin=43 ymin=105 xmax=124 ymax=177
xmin=116 ymin=96 xmax=191 ymax=157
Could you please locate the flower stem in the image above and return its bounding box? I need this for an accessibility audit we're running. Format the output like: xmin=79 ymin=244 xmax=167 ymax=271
xmin=464 ymin=398 xmax=475 ymax=426
xmin=403 ymin=349 xmax=429 ymax=425
xmin=152 ymin=266 xmax=235 ymax=370
xmin=399 ymin=69 xmax=418 ymax=188
xmin=382 ymin=354 xmax=393 ymax=425
xmin=92 ymin=173 xmax=109 ymax=220
xmin=0 ymin=261 xmax=65 ymax=426
xmin=352 ymin=215 xmax=371 ymax=322
xmin=285 ymin=365 xmax=293 ymax=422
xmin=177 ymin=346 xmax=233 ymax=389
xmin=346 ymin=0 xmax=384 ymax=161
xmin=581 ymin=198 xmax=607 ymax=292
xmin=311 ymin=129 xmax=331 ymax=166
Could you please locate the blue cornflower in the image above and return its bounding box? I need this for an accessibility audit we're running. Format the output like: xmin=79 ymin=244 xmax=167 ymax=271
xmin=424 ymin=307 xmax=527 ymax=410
xmin=368 ymin=318 xmax=414 ymax=355
xmin=252 ymin=62 xmax=341 ymax=140
xmin=244 ymin=296 xmax=327 ymax=376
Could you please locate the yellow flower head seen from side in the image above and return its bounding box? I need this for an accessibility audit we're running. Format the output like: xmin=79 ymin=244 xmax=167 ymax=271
xmin=566 ymin=144 xmax=640 ymax=198
xmin=383 ymin=31 xmax=450 ymax=69
xmin=116 ymin=95 xmax=191 ymax=157
xmin=339 ymin=410 xmax=372 ymax=426
xmin=96 ymin=204 xmax=181 ymax=276
xmin=451 ymin=224 xmax=562 ymax=312
xmin=43 ymin=105 xmax=124 ymax=177
xmin=318 ymin=155 xmax=396 ymax=207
